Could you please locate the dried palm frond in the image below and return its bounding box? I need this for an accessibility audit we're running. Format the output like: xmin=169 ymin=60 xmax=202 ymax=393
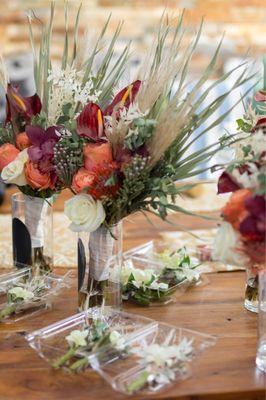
xmin=133 ymin=13 xmax=257 ymax=168
xmin=0 ymin=55 xmax=8 ymax=89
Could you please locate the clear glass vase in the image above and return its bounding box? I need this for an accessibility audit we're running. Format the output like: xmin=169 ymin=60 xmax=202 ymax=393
xmin=77 ymin=222 xmax=122 ymax=311
xmin=11 ymin=193 xmax=53 ymax=274
xmin=256 ymin=270 xmax=266 ymax=372
xmin=244 ymin=266 xmax=259 ymax=313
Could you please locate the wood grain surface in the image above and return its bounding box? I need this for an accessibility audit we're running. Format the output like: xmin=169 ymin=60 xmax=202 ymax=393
xmin=0 ymin=189 xmax=265 ymax=400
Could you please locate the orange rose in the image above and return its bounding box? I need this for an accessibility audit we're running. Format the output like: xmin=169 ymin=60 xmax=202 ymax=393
xmin=222 ymin=189 xmax=251 ymax=229
xmin=16 ymin=132 xmax=31 ymax=150
xmin=0 ymin=143 xmax=20 ymax=171
xmin=25 ymin=161 xmax=51 ymax=190
xmin=83 ymin=143 xmax=113 ymax=172
xmin=72 ymin=168 xmax=95 ymax=193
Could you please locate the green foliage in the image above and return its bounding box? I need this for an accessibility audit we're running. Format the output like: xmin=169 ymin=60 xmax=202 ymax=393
xmin=236 ymin=118 xmax=253 ymax=133
xmin=124 ymin=118 xmax=156 ymax=151
xmin=19 ymin=185 xmax=58 ymax=200
xmin=31 ymin=111 xmax=48 ymax=128
xmin=0 ymin=123 xmax=15 ymax=145
xmin=256 ymin=173 xmax=266 ymax=195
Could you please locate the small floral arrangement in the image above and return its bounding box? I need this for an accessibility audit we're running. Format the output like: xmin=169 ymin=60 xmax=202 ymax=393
xmin=126 ymin=338 xmax=194 ymax=394
xmin=121 ymin=247 xmax=200 ymax=306
xmin=0 ymin=276 xmax=50 ymax=321
xmin=52 ymin=319 xmax=126 ymax=372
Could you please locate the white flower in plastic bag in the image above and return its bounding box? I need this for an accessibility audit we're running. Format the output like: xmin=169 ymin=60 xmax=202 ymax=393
xmin=66 ymin=329 xmax=88 ymax=347
xmin=1 ymin=148 xmax=28 ymax=185
xmin=109 ymin=330 xmax=126 ymax=350
xmin=8 ymin=286 xmax=34 ymax=301
xmin=121 ymin=260 xmax=155 ymax=286
xmin=64 ymin=194 xmax=106 ymax=232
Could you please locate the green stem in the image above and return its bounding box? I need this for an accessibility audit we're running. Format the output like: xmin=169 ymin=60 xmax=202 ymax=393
xmin=70 ymin=357 xmax=89 ymax=372
xmin=52 ymin=346 xmax=77 ymax=369
xmin=126 ymin=371 xmax=149 ymax=394
xmin=0 ymin=304 xmax=16 ymax=321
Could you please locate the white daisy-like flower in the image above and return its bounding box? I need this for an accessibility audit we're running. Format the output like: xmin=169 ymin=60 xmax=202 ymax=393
xmin=66 ymin=329 xmax=88 ymax=347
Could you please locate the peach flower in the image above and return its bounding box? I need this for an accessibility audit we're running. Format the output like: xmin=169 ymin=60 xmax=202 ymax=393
xmin=83 ymin=143 xmax=113 ymax=172
xmin=72 ymin=168 xmax=95 ymax=193
xmin=25 ymin=161 xmax=51 ymax=190
xmin=222 ymin=189 xmax=251 ymax=230
xmin=16 ymin=132 xmax=31 ymax=150
xmin=0 ymin=143 xmax=20 ymax=171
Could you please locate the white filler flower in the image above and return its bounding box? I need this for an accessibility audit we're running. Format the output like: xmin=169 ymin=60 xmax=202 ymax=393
xmin=64 ymin=194 xmax=106 ymax=233
xmin=66 ymin=329 xmax=88 ymax=347
xmin=8 ymin=286 xmax=34 ymax=301
xmin=1 ymin=148 xmax=28 ymax=186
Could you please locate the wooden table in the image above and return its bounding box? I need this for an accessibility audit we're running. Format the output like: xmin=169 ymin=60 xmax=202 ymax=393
xmin=0 ymin=192 xmax=265 ymax=400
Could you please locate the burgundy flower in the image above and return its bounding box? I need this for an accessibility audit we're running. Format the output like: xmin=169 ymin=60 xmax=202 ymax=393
xmin=5 ymin=84 xmax=41 ymax=126
xmin=239 ymin=195 xmax=266 ymax=241
xmin=243 ymin=240 xmax=266 ymax=265
xmin=104 ymin=80 xmax=141 ymax=116
xmin=76 ymin=102 xmax=105 ymax=141
xmin=252 ymin=117 xmax=266 ymax=133
xmin=26 ymin=125 xmax=60 ymax=173
xmin=217 ymin=171 xmax=241 ymax=194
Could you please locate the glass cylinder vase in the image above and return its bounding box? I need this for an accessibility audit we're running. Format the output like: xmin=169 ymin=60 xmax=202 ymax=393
xmin=77 ymin=222 xmax=122 ymax=312
xmin=11 ymin=193 xmax=53 ymax=274
xmin=256 ymin=270 xmax=266 ymax=372
xmin=244 ymin=265 xmax=259 ymax=313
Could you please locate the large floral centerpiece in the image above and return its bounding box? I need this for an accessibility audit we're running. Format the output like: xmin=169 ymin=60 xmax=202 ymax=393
xmin=213 ymin=63 xmax=266 ymax=312
xmin=0 ymin=4 xmax=129 ymax=273
xmin=60 ymin=11 xmax=254 ymax=309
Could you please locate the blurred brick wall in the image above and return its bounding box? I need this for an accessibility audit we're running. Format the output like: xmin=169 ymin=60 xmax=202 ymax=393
xmin=0 ymin=0 xmax=265 ymax=68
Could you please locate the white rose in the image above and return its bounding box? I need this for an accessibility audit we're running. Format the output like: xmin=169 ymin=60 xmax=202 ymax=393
xmin=64 ymin=193 xmax=106 ymax=233
xmin=1 ymin=148 xmax=28 ymax=186
xmin=212 ymin=221 xmax=248 ymax=266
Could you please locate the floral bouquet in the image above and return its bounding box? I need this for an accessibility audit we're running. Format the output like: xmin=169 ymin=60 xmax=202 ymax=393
xmin=0 ymin=3 xmax=129 ymax=273
xmin=61 ymin=11 xmax=254 ymax=310
xmin=213 ymin=61 xmax=266 ymax=312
